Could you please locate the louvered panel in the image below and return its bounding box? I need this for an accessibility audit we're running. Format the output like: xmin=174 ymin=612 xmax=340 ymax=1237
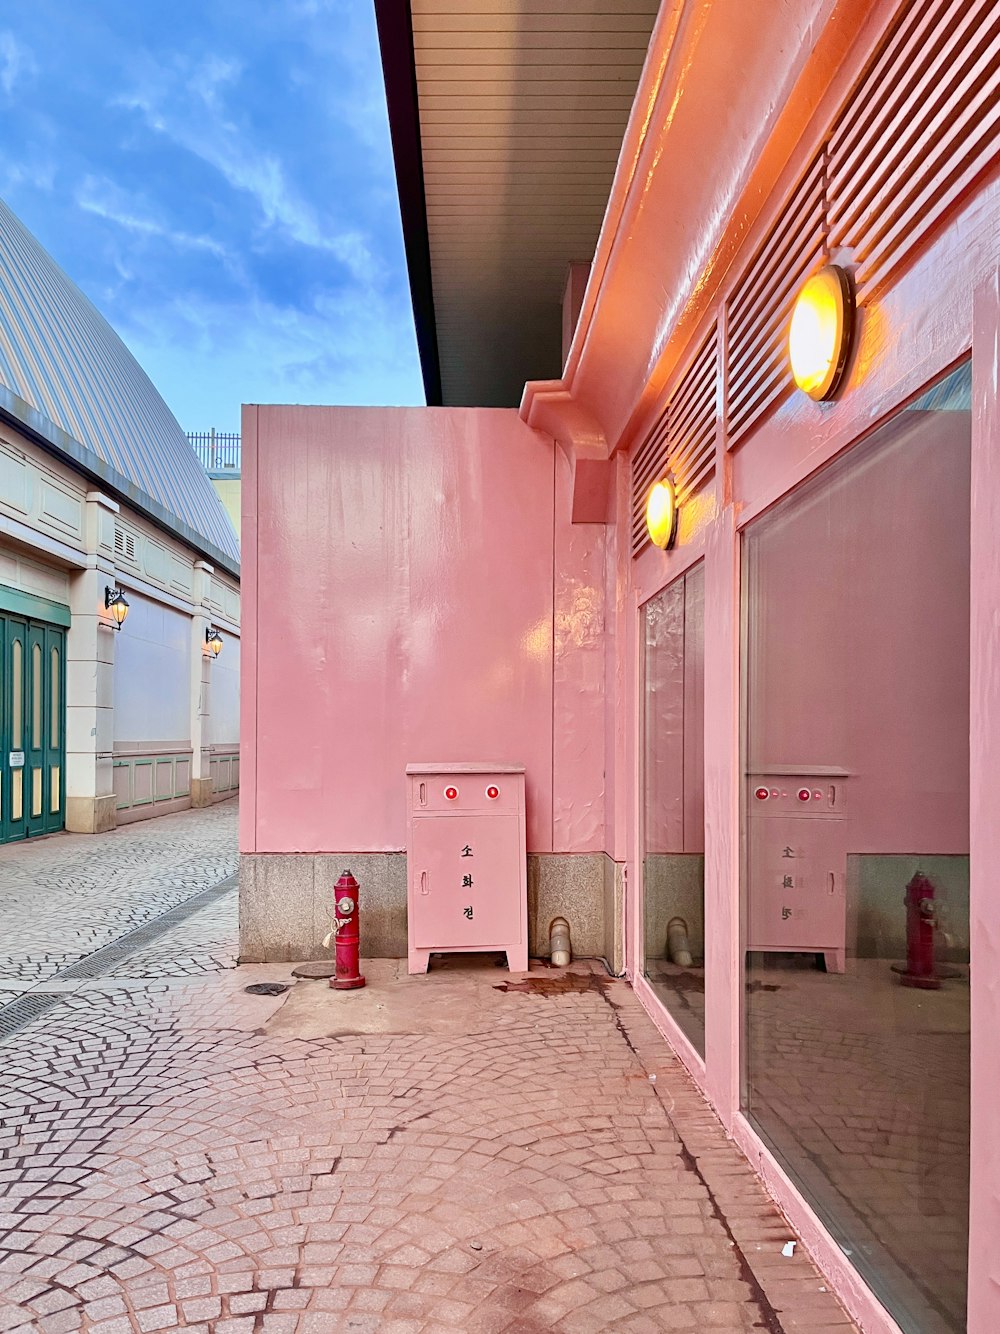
xmin=829 ymin=0 xmax=1000 ymax=298
xmin=629 ymin=420 xmax=670 ymax=553
xmin=667 ymin=325 xmax=717 ymax=507
xmin=725 ymin=156 xmax=825 ymax=446
xmin=631 ymin=325 xmax=717 ymax=557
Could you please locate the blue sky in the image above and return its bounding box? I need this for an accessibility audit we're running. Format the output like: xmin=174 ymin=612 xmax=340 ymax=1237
xmin=0 ymin=0 xmax=423 ymax=434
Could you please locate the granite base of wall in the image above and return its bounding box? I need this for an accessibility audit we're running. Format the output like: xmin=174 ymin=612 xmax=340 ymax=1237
xmin=65 ymin=794 xmax=117 ymax=834
xmin=239 ymin=851 xmax=618 ymax=966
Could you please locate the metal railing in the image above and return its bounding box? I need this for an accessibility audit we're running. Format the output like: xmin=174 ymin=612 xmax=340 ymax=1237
xmin=187 ymin=429 xmax=241 ymax=474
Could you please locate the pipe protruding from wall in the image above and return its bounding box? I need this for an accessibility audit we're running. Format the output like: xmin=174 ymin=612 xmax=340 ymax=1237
xmin=667 ymin=917 xmax=693 ymax=968
xmin=549 ymin=916 xmax=572 ymax=967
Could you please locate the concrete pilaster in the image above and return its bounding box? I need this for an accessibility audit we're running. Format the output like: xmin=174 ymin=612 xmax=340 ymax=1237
xmin=65 ymin=492 xmax=119 ymax=833
xmin=190 ymin=560 xmax=214 ymax=807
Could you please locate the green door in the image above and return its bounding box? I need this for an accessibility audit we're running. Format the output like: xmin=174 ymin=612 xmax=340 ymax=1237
xmin=0 ymin=614 xmax=65 ymax=843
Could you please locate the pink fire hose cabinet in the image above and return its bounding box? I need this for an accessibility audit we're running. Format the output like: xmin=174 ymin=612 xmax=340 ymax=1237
xmin=405 ymin=763 xmax=529 ymax=975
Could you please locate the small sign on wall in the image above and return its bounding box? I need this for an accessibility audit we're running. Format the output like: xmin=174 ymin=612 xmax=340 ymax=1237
xmin=8 ymin=752 xmax=24 ymax=768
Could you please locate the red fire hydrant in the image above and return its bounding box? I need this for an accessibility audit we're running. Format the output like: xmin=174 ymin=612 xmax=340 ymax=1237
xmin=897 ymin=870 xmax=940 ymax=990
xmin=330 ymin=870 xmax=365 ymax=991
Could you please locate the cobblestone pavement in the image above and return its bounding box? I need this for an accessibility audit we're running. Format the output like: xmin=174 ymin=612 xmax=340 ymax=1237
xmin=0 ymin=812 xmax=857 ymax=1333
xmin=0 ymin=804 xmax=238 ymax=998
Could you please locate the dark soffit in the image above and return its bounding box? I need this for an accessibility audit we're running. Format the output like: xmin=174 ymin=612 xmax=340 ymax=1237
xmin=374 ymin=0 xmax=443 ymax=407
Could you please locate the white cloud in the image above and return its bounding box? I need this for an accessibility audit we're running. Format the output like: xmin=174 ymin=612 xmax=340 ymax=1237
xmin=0 ymin=31 xmax=36 ymax=98
xmin=115 ymin=57 xmax=381 ymax=286
xmin=75 ymin=174 xmax=236 ymax=265
xmin=111 ymin=282 xmax=423 ymax=431
xmin=0 ymin=154 xmax=54 ymax=193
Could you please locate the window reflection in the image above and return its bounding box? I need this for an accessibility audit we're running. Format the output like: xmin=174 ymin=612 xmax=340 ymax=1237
xmin=742 ymin=362 xmax=971 ymax=1334
xmin=642 ymin=563 xmax=705 ymax=1055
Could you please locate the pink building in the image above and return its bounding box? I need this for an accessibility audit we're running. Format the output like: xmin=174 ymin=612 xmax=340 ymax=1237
xmin=241 ymin=1 xmax=999 ymax=1330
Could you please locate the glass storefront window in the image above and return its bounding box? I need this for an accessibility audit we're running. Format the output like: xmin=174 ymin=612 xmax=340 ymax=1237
xmin=642 ymin=562 xmax=705 ymax=1055
xmin=742 ymin=363 xmax=971 ymax=1333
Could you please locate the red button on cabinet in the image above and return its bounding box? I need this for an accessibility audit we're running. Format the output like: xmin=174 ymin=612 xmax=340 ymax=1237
xmin=406 ymin=764 xmax=528 ymax=976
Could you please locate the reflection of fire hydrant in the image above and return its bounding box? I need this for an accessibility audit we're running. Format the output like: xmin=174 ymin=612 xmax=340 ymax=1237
xmin=324 ymin=870 xmax=366 ymax=991
xmin=897 ymin=871 xmax=940 ymax=990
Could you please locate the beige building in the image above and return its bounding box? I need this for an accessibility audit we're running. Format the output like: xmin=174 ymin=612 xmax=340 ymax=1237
xmin=0 ymin=197 xmax=240 ymax=843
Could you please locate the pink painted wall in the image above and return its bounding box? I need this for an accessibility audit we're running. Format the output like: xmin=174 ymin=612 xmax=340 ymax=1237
xmin=241 ymin=405 xmax=606 ymax=856
xmin=553 ymin=442 xmax=606 ymax=852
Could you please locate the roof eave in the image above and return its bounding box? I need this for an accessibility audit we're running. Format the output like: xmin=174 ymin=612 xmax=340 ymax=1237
xmin=374 ymin=0 xmax=443 ymax=407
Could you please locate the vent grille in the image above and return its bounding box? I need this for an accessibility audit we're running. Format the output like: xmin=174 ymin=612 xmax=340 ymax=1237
xmin=631 ymin=324 xmax=717 ymax=557
xmin=114 ymin=525 xmax=136 ymax=563
xmin=828 ymin=0 xmax=1000 ymax=300
xmin=725 ymin=154 xmax=826 ymax=447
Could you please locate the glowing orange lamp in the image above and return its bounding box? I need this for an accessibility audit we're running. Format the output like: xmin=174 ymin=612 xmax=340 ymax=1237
xmin=645 ymin=474 xmax=678 ymax=550
xmin=788 ymin=264 xmax=855 ymax=401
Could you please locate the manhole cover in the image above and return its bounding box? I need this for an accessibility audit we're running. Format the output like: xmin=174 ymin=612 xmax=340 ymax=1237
xmin=291 ymin=961 xmax=336 ymax=979
xmin=244 ymin=982 xmax=290 ymax=996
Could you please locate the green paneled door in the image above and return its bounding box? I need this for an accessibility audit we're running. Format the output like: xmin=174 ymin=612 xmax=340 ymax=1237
xmin=0 ymin=614 xmax=65 ymax=842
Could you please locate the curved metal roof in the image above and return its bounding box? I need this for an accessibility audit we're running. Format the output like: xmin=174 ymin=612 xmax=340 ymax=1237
xmin=0 ymin=197 xmax=240 ymax=574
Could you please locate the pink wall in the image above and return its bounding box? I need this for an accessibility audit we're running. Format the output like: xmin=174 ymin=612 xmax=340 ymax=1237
xmin=579 ymin=4 xmax=996 ymax=1325
xmin=552 ymin=443 xmax=607 ymax=851
xmin=241 ymin=405 xmax=606 ymax=856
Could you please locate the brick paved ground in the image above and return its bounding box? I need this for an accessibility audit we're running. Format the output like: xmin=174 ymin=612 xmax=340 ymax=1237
xmin=0 ymin=809 xmax=858 ymax=1333
xmin=0 ymin=804 xmax=238 ymax=999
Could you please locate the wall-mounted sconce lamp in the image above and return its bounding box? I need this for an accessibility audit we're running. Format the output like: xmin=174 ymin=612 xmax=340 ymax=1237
xmin=788 ymin=263 xmax=855 ymax=401
xmin=645 ymin=473 xmax=678 ymax=550
xmin=205 ymin=626 xmax=223 ymax=658
xmin=104 ymin=586 xmax=129 ymax=630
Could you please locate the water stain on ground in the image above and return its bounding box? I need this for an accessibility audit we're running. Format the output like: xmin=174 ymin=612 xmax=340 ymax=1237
xmin=493 ymin=971 xmax=610 ymax=998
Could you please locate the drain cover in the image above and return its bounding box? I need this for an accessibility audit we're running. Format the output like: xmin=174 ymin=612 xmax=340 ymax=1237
xmin=291 ymin=961 xmax=336 ymax=979
xmin=244 ymin=982 xmax=290 ymax=996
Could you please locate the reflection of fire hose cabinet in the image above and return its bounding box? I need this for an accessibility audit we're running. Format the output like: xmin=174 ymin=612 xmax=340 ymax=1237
xmin=405 ymin=763 xmax=528 ymax=976
xmin=747 ymin=767 xmax=848 ymax=973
